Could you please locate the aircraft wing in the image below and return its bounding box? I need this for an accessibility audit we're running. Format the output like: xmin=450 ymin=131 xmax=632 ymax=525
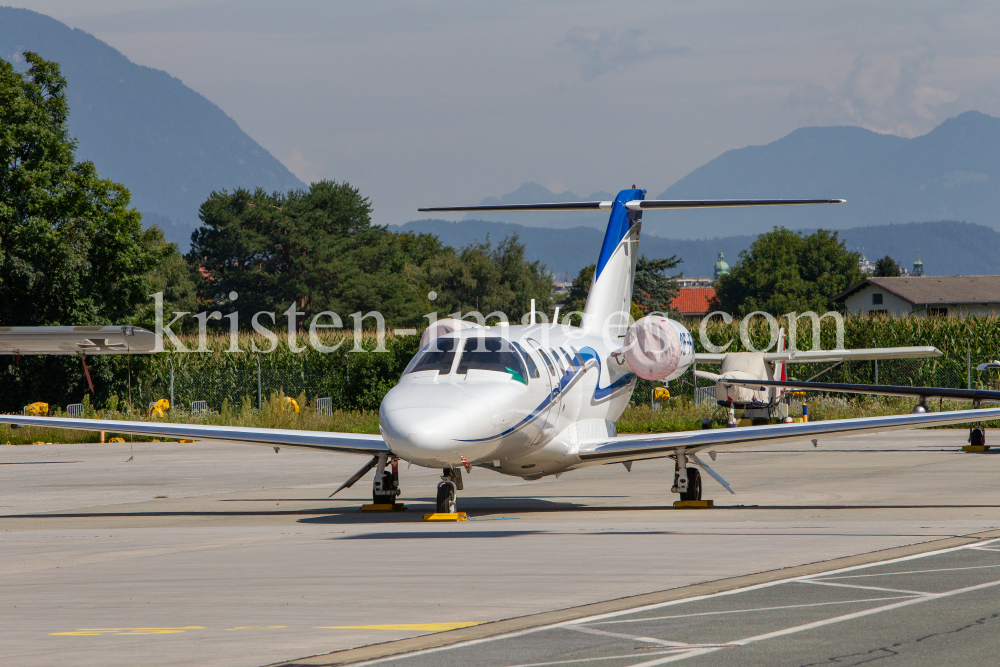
xmin=718 ymin=378 xmax=1000 ymax=404
xmin=0 ymin=415 xmax=389 ymax=455
xmin=576 ymin=408 xmax=1000 ymax=466
xmin=765 ymin=346 xmax=941 ymax=363
xmin=694 ymin=346 xmax=941 ymax=364
xmin=0 ymin=326 xmax=159 ymax=355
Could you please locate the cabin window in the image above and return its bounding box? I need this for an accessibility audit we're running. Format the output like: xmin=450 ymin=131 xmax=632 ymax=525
xmin=569 ymin=346 xmax=587 ymax=367
xmin=456 ymin=337 xmax=528 ymax=383
xmin=559 ymin=347 xmax=578 ymax=368
xmin=536 ymin=348 xmax=556 ymax=375
xmin=550 ymin=349 xmax=566 ymax=373
xmin=406 ymin=337 xmax=458 ymax=374
xmin=872 ymin=293 xmax=883 ymax=305
xmin=511 ymin=341 xmax=540 ymax=379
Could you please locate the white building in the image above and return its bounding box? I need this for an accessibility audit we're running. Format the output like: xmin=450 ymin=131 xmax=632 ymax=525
xmin=835 ymin=276 xmax=1000 ymax=318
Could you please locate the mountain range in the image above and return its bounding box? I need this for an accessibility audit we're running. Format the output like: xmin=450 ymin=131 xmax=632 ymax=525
xmin=448 ymin=111 xmax=1000 ymax=240
xmin=397 ymin=219 xmax=1000 ymax=280
xmin=7 ymin=7 xmax=1000 ymax=269
xmin=0 ymin=7 xmax=305 ymax=248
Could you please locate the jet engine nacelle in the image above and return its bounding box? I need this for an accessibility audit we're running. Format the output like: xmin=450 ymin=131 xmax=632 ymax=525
xmin=622 ymin=316 xmax=694 ymax=381
xmin=716 ymin=353 xmax=771 ymax=404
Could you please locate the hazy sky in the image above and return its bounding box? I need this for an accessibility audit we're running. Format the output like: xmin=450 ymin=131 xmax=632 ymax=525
xmin=16 ymin=1 xmax=1000 ymax=229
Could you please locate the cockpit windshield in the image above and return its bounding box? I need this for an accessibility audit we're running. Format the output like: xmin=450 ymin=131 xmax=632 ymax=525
xmin=456 ymin=337 xmax=529 ymax=383
xmin=406 ymin=337 xmax=458 ymax=374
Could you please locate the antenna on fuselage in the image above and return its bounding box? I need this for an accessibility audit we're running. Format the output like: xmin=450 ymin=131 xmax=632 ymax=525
xmin=530 ymin=299 xmax=536 ymax=325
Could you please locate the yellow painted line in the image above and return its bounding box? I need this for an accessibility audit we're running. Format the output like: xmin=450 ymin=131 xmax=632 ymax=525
xmin=225 ymin=626 xmax=287 ymax=631
xmin=314 ymin=623 xmax=480 ymax=632
xmin=51 ymin=626 xmax=205 ymax=636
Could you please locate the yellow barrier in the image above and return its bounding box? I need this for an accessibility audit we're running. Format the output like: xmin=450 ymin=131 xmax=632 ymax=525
xmin=25 ymin=402 xmax=49 ymax=416
xmin=652 ymin=387 xmax=670 ymax=401
xmin=284 ymin=397 xmax=300 ymax=413
xmin=148 ymin=398 xmax=170 ymax=419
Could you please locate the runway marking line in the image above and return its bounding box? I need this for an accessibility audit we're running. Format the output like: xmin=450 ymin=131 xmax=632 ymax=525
xmin=314 ymin=623 xmax=479 ymax=632
xmin=50 ymin=627 xmax=205 ymax=636
xmin=266 ymin=531 xmax=1000 ymax=667
xmin=332 ymin=537 xmax=1000 ymax=667
xmin=817 ymin=563 xmax=1000 ymax=579
xmin=588 ymin=595 xmax=915 ymax=625
xmin=226 ymin=626 xmax=287 ymax=631
xmin=800 ymin=579 xmax=930 ymax=596
xmin=637 ymin=571 xmax=1000 ymax=665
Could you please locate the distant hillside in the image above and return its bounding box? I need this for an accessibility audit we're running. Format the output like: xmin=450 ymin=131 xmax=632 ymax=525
xmin=0 ymin=7 xmax=305 ymax=248
xmin=654 ymin=111 xmax=1000 ymax=238
xmin=462 ymin=182 xmax=614 ymax=230
xmin=464 ymin=112 xmax=1000 ymax=239
xmin=397 ymin=219 xmax=1000 ymax=280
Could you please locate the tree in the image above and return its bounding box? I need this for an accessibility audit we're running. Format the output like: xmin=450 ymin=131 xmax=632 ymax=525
xmin=135 ymin=226 xmax=202 ymax=331
xmin=562 ymin=264 xmax=595 ymax=318
xmin=0 ymin=52 xmax=158 ymax=326
xmin=560 ymin=255 xmax=680 ymax=325
xmin=423 ymin=235 xmax=553 ymax=322
xmin=873 ymin=255 xmax=901 ymax=277
xmin=189 ymin=181 xmax=442 ymax=326
xmin=632 ymin=255 xmax=681 ymax=316
xmin=712 ymin=227 xmax=862 ymax=316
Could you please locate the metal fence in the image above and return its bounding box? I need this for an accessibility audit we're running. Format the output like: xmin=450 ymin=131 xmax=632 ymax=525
xmin=117 ymin=357 xmax=988 ymax=412
xmin=134 ymin=368 xmax=325 ymax=414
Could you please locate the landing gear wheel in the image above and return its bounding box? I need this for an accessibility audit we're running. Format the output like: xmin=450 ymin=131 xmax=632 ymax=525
xmin=971 ymin=426 xmax=986 ymax=448
xmin=372 ymin=470 xmax=397 ymax=505
xmin=680 ymin=467 xmax=702 ymax=501
xmin=436 ymin=481 xmax=457 ymax=513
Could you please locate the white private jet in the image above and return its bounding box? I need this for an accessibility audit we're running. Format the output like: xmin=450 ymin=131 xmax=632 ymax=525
xmin=695 ymin=331 xmax=942 ymax=423
xmin=3 ymin=189 xmax=999 ymax=514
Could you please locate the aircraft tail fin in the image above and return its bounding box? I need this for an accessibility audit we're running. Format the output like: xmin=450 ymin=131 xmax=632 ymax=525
xmin=581 ymin=188 xmax=645 ymax=335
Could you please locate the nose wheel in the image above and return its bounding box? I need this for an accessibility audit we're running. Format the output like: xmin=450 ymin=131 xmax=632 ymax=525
xmin=436 ymin=482 xmax=457 ymax=513
xmin=436 ymin=468 xmax=463 ymax=513
xmin=372 ymin=456 xmax=401 ymax=505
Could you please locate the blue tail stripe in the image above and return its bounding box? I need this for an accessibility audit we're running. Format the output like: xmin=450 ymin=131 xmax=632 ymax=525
xmin=594 ymin=188 xmax=645 ymax=280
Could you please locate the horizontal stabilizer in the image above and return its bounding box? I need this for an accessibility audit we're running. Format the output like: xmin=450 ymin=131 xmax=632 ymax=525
xmin=626 ymin=198 xmax=844 ymax=210
xmin=418 ymin=201 xmax=611 ymax=212
xmin=418 ymin=198 xmax=844 ymax=213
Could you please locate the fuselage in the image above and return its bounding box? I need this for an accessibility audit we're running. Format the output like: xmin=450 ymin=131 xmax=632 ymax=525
xmin=379 ymin=321 xmax=694 ymax=478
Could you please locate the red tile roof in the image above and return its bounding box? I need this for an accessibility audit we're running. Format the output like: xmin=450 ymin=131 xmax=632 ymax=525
xmin=671 ymin=287 xmax=716 ymax=316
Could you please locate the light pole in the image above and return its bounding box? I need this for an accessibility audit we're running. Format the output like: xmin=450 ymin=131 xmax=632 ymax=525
xmin=256 ymin=356 xmax=262 ymax=412
xmin=167 ymin=358 xmax=174 ymax=411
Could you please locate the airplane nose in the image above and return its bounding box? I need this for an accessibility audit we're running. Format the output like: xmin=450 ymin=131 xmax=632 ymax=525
xmin=381 ymin=408 xmax=472 ymax=463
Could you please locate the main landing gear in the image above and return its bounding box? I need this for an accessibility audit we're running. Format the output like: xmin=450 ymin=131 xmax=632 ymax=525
xmin=436 ymin=468 xmax=463 ymax=513
xmin=672 ymin=449 xmax=702 ymax=501
xmin=372 ymin=455 xmax=401 ymax=505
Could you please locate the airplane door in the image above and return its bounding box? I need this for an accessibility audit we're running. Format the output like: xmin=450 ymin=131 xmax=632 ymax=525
xmin=526 ymin=338 xmax=557 ymax=439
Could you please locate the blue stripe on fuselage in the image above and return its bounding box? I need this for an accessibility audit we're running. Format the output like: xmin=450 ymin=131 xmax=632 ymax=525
xmin=456 ymin=346 xmax=635 ymax=443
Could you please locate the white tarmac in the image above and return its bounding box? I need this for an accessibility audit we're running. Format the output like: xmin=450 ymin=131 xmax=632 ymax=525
xmin=2 ymin=429 xmax=1000 ymax=666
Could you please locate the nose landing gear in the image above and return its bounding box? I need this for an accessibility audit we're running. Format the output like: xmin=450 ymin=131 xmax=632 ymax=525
xmin=372 ymin=455 xmax=402 ymax=505
xmin=436 ymin=468 xmax=463 ymax=513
